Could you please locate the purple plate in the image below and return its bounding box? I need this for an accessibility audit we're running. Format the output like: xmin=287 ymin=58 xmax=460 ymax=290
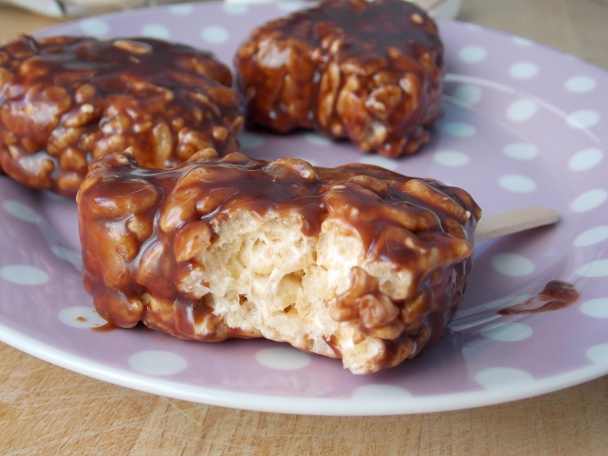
xmin=1 ymin=2 xmax=607 ymax=415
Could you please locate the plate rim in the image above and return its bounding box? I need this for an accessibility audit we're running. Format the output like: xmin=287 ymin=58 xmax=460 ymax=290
xmin=2 ymin=318 xmax=607 ymax=416
xmin=0 ymin=1 xmax=606 ymax=415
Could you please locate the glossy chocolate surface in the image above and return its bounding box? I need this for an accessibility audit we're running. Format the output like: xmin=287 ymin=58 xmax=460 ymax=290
xmin=0 ymin=35 xmax=243 ymax=197
xmin=234 ymin=0 xmax=444 ymax=157
xmin=77 ymin=150 xmax=480 ymax=369
xmin=499 ymin=280 xmax=580 ymax=315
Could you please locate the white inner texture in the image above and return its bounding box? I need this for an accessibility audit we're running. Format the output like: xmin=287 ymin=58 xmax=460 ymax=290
xmin=177 ymin=209 xmax=392 ymax=372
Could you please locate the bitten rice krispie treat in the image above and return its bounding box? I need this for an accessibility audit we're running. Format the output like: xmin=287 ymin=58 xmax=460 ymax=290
xmin=0 ymin=35 xmax=243 ymax=197
xmin=77 ymin=148 xmax=481 ymax=374
xmin=234 ymin=0 xmax=444 ymax=157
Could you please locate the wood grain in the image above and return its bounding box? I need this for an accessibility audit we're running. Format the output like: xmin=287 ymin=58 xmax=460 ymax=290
xmin=474 ymin=207 xmax=560 ymax=243
xmin=2 ymin=343 xmax=607 ymax=455
xmin=1 ymin=1 xmax=608 ymax=454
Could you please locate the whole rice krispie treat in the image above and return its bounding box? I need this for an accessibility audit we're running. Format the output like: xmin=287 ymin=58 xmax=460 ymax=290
xmin=77 ymin=148 xmax=481 ymax=374
xmin=0 ymin=35 xmax=243 ymax=197
xmin=234 ymin=0 xmax=444 ymax=157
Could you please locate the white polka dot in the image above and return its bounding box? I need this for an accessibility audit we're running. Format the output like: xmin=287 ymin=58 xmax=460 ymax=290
xmin=2 ymin=200 xmax=41 ymax=223
xmin=586 ymin=344 xmax=608 ymax=364
xmin=141 ymin=23 xmax=170 ymax=40
xmin=51 ymin=246 xmax=82 ymax=269
xmin=79 ymin=18 xmax=109 ymax=37
xmin=491 ymin=253 xmax=535 ymax=277
xmin=128 ymin=350 xmax=188 ymax=376
xmin=222 ymin=3 xmax=248 ymax=15
xmin=58 ymin=306 xmax=107 ymax=328
xmin=169 ymin=4 xmax=194 ymax=15
xmin=200 ymin=25 xmax=229 ymax=44
xmin=502 ymin=143 xmax=538 ymax=160
xmin=512 ymin=36 xmax=533 ymax=46
xmin=568 ymin=147 xmax=603 ymax=171
xmin=576 ymin=259 xmax=608 ymax=278
xmin=359 ymin=155 xmax=398 ymax=171
xmin=0 ymin=264 xmax=50 ymax=285
xmin=255 ymin=346 xmax=311 ymax=370
xmin=433 ymin=150 xmax=470 ymax=167
xmin=509 ymin=62 xmax=539 ymax=79
xmin=565 ymin=76 xmax=597 ymax=93
xmin=442 ymin=121 xmax=476 ymax=137
xmin=238 ymin=132 xmax=265 ymax=149
xmin=458 ymin=45 xmax=487 ymax=63
xmin=480 ymin=322 xmax=533 ymax=341
xmin=574 ymin=226 xmax=608 ymax=247
xmin=276 ymin=1 xmax=306 ymax=12
xmin=475 ymin=367 xmax=535 ymax=389
xmin=506 ymin=99 xmax=538 ymax=122
xmin=451 ymin=84 xmax=482 ymax=106
xmin=498 ymin=174 xmax=537 ymax=193
xmin=580 ymin=298 xmax=608 ymax=318
xmin=351 ymin=384 xmax=411 ymax=399
xmin=570 ymin=189 xmax=607 ymax=213
xmin=304 ymin=132 xmax=333 ymax=146
xmin=567 ymin=110 xmax=600 ymax=129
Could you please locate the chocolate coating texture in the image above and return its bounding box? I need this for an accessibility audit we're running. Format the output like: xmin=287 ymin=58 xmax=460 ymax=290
xmin=234 ymin=0 xmax=444 ymax=157
xmin=0 ymin=35 xmax=243 ymax=197
xmin=77 ymin=150 xmax=480 ymax=374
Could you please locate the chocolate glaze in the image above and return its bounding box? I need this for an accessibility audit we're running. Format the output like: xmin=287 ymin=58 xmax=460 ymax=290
xmin=91 ymin=323 xmax=117 ymax=333
xmin=499 ymin=280 xmax=580 ymax=315
xmin=234 ymin=0 xmax=444 ymax=157
xmin=269 ymin=0 xmax=440 ymax=59
xmin=77 ymin=151 xmax=480 ymax=372
xmin=82 ymin=152 xmax=477 ymax=275
xmin=2 ymin=35 xmax=233 ymax=91
xmin=0 ymin=35 xmax=242 ymax=197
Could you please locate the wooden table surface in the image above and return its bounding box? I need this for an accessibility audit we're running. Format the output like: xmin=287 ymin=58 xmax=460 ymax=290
xmin=1 ymin=1 xmax=607 ymax=454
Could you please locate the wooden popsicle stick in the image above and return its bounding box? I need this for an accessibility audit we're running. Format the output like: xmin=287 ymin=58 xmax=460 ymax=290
xmin=474 ymin=207 xmax=560 ymax=243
